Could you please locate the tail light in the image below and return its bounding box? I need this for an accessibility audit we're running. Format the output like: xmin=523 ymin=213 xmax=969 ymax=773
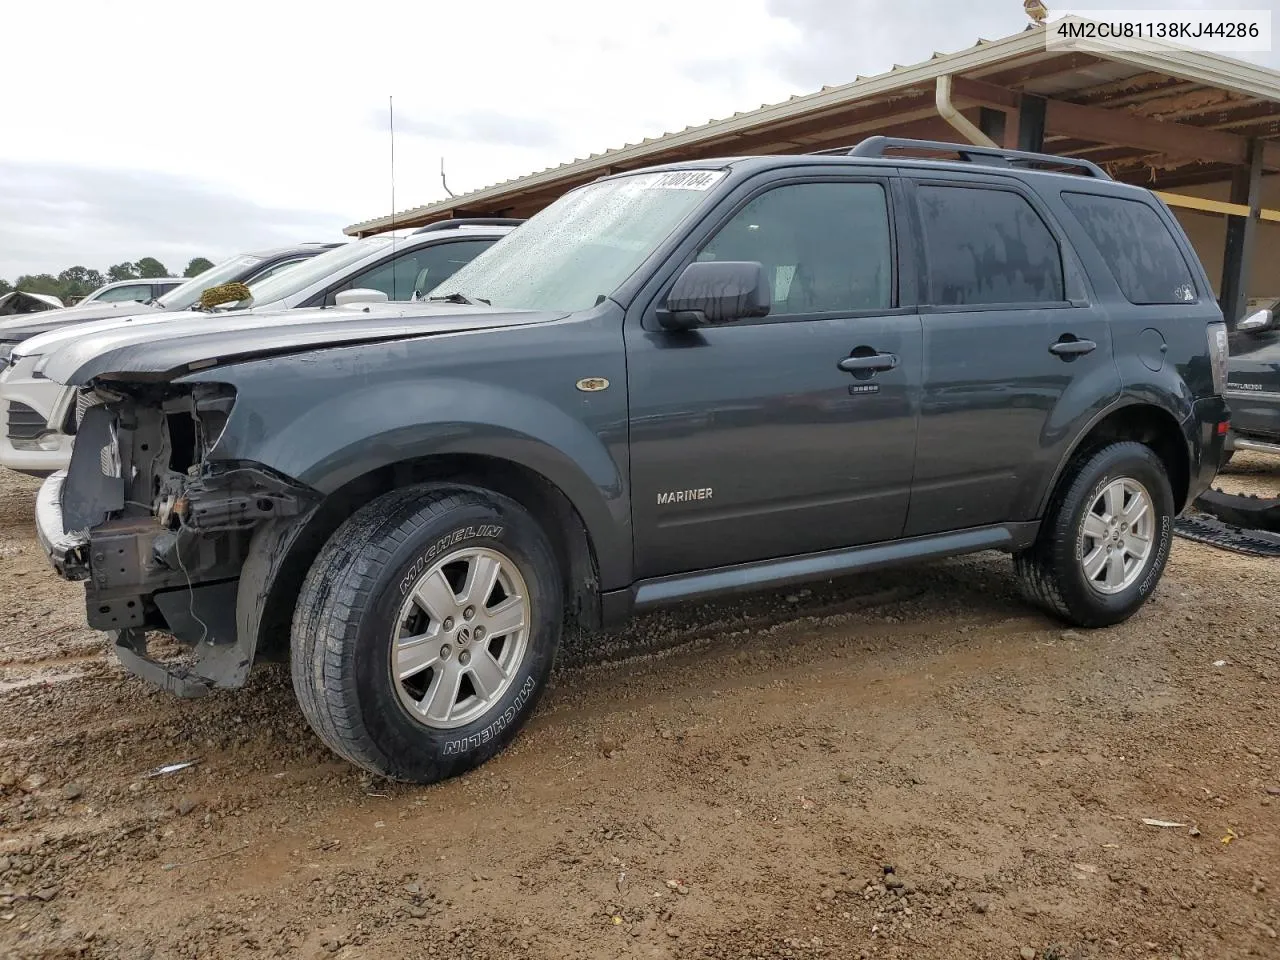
xmin=1207 ymin=322 xmax=1228 ymax=395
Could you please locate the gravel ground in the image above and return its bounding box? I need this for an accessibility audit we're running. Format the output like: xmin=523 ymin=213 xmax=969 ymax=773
xmin=0 ymin=457 xmax=1278 ymax=960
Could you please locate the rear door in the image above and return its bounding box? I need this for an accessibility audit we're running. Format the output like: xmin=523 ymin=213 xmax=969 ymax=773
xmin=904 ymin=175 xmax=1118 ymax=536
xmin=626 ymin=172 xmax=923 ymax=577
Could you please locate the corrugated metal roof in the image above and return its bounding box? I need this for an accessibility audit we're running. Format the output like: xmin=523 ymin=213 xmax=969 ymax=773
xmin=346 ymin=23 xmax=1280 ymax=235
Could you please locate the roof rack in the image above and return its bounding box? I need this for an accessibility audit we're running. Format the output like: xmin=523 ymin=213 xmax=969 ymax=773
xmin=412 ymin=217 xmax=525 ymax=234
xmin=814 ymin=136 xmax=1111 ymax=180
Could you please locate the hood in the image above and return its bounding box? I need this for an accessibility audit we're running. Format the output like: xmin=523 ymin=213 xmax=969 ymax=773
xmin=17 ymin=309 xmax=207 ymax=360
xmin=44 ymin=301 xmax=564 ymax=385
xmin=17 ymin=300 xmax=298 ymax=361
xmin=0 ymin=299 xmax=165 ymax=343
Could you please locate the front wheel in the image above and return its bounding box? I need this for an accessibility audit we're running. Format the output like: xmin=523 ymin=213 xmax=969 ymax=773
xmin=1015 ymin=441 xmax=1174 ymax=628
xmin=291 ymin=484 xmax=563 ymax=782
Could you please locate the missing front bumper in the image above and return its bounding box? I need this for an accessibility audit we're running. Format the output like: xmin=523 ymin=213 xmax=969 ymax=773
xmin=35 ymin=471 xmax=90 ymax=580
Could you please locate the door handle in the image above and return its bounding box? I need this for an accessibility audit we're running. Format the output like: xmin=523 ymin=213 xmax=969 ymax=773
xmin=838 ymin=352 xmax=899 ymax=374
xmin=1049 ymin=336 xmax=1097 ymax=359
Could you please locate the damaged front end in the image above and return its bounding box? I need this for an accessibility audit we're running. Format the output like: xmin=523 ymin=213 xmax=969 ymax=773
xmin=37 ymin=380 xmax=319 ymax=696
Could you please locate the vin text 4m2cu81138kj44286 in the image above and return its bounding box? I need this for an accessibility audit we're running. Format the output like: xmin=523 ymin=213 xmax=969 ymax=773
xmin=35 ymin=137 xmax=1229 ymax=783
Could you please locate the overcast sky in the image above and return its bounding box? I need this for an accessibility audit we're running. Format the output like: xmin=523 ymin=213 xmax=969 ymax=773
xmin=3 ymin=0 xmax=1276 ymax=277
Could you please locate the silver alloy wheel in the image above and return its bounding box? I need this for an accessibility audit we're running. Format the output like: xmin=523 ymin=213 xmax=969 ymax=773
xmin=390 ymin=546 xmax=531 ymax=729
xmin=1078 ymin=477 xmax=1155 ymax=595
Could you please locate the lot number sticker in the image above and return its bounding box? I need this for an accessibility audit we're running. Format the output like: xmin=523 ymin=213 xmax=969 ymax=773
xmin=649 ymin=170 xmax=725 ymax=190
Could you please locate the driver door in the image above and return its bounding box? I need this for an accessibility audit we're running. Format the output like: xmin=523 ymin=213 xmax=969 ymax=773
xmin=625 ymin=175 xmax=923 ymax=578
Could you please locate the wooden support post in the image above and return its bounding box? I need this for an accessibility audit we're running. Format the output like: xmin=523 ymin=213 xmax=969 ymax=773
xmin=1220 ymin=139 xmax=1264 ymax=326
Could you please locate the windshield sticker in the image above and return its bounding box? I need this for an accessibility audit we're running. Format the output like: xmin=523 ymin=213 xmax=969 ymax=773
xmin=648 ymin=170 xmax=726 ymax=191
xmin=775 ymin=265 xmax=796 ymax=301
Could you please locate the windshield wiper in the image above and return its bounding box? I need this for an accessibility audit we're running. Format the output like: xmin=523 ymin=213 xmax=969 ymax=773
xmin=427 ymin=292 xmax=490 ymax=306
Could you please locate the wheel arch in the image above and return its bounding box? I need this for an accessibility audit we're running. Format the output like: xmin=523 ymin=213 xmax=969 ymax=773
xmin=1039 ymin=401 xmax=1191 ymax=516
xmin=238 ymin=453 xmax=605 ymax=665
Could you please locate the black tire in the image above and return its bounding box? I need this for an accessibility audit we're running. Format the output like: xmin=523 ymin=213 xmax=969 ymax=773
xmin=1014 ymin=441 xmax=1174 ymax=628
xmin=291 ymin=484 xmax=562 ymax=782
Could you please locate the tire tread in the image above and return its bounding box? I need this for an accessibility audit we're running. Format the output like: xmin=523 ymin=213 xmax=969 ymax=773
xmin=291 ymin=485 xmax=508 ymax=777
xmin=1015 ymin=440 xmax=1171 ymax=628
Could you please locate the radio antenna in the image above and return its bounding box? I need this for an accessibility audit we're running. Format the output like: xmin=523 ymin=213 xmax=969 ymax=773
xmin=389 ymin=96 xmax=397 ymax=276
xmin=441 ymin=157 xmax=456 ymax=198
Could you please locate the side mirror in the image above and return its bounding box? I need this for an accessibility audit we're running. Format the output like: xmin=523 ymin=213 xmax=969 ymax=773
xmin=657 ymin=261 xmax=771 ymax=331
xmin=334 ymin=288 xmax=390 ymax=307
xmin=1237 ymin=307 xmax=1273 ymax=332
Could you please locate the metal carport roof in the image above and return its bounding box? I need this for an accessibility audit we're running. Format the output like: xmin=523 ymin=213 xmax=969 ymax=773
xmin=346 ymin=22 xmax=1280 ymax=236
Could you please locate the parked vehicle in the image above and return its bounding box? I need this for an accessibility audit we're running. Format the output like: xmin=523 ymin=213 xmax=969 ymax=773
xmin=34 ymin=138 xmax=1228 ymax=783
xmin=1223 ymin=296 xmax=1280 ymax=461
xmin=76 ymin=278 xmax=185 ymax=306
xmin=0 ymin=243 xmax=339 ymax=361
xmin=0 ymin=291 xmax=63 ymax=315
xmin=0 ymin=223 xmax=513 ymax=475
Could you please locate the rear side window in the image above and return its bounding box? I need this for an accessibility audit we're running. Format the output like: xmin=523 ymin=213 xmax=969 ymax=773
xmin=917 ymin=185 xmax=1064 ymax=306
xmin=1062 ymin=192 xmax=1197 ymax=304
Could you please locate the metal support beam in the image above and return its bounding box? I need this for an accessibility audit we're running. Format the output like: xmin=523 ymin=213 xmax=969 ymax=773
xmin=1159 ymin=190 xmax=1280 ymax=223
xmin=953 ymin=74 xmax=1280 ymax=169
xmin=1018 ymin=95 xmax=1046 ymax=152
xmin=1045 ymin=98 xmax=1253 ymax=167
xmin=978 ymin=107 xmax=1007 ymax=146
xmin=1220 ymin=139 xmax=1265 ymax=326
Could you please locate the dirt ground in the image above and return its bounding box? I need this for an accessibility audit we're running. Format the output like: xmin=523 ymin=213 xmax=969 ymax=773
xmin=1 ymin=458 xmax=1278 ymax=960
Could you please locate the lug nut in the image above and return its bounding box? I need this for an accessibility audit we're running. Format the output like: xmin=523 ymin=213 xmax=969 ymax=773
xmin=440 ymin=644 xmax=452 ymax=660
xmin=459 ymin=650 xmax=471 ymax=665
xmin=473 ymin=626 xmax=486 ymax=642
xmin=463 ymin=606 xmax=476 ymax=621
xmin=443 ymin=617 xmax=454 ymax=631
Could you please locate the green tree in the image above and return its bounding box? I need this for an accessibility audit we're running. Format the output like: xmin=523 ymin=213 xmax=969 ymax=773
xmin=57 ymin=266 xmax=106 ymax=300
xmin=184 ymin=257 xmax=215 ymax=278
xmin=0 ymin=279 xmax=11 ymax=297
xmin=136 ymin=257 xmax=169 ymax=279
xmin=108 ymin=262 xmax=139 ymax=282
xmin=14 ymin=274 xmax=63 ymax=297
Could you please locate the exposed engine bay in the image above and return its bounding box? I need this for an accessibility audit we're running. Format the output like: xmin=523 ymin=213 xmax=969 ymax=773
xmin=54 ymin=382 xmax=319 ymax=694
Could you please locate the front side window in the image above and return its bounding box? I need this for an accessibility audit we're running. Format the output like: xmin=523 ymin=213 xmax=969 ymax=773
xmin=157 ymin=255 xmax=264 ymax=310
xmin=347 ymin=239 xmax=497 ymax=301
xmin=245 ymin=257 xmax=308 ymax=286
xmin=95 ymin=284 xmax=152 ymax=303
xmin=695 ymin=181 xmax=892 ymax=316
xmin=917 ymin=185 xmax=1064 ymax=306
xmin=428 ymin=170 xmax=725 ymax=312
xmin=1062 ymin=192 xmax=1197 ymax=305
xmin=244 ymin=239 xmax=387 ymax=307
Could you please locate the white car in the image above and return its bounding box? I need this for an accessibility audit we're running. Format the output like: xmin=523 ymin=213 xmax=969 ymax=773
xmin=0 ymin=221 xmax=515 ymax=475
xmin=76 ymin=277 xmax=185 ymax=306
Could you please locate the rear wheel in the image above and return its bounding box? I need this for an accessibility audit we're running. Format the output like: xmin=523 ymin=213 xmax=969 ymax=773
xmin=1015 ymin=441 xmax=1174 ymax=627
xmin=291 ymin=484 xmax=562 ymax=782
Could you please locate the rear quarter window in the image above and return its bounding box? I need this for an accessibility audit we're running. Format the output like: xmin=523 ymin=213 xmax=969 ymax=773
xmin=1061 ymin=192 xmax=1197 ymax=305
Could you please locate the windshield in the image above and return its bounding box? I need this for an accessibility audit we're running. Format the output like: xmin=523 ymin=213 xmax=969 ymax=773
xmin=239 ymin=239 xmax=377 ymax=306
xmin=427 ymin=170 xmax=725 ymax=312
xmin=156 ymin=255 xmax=265 ymax=310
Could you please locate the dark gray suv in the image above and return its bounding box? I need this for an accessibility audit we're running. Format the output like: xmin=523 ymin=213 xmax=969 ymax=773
xmin=35 ymin=137 xmax=1229 ymax=783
